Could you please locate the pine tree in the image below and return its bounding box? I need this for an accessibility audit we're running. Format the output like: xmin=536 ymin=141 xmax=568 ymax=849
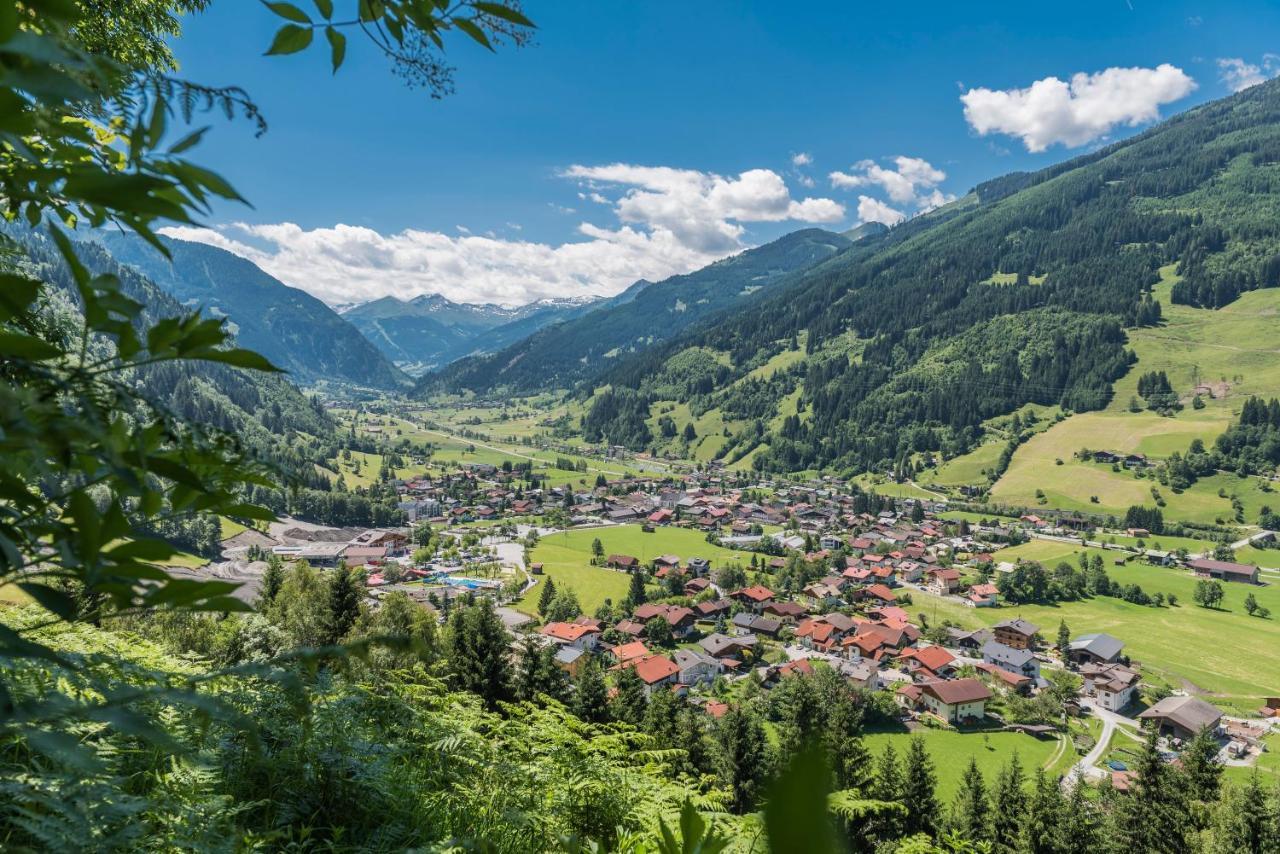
xmin=1022 ymin=769 xmax=1063 ymax=854
xmin=865 ymin=742 xmax=905 ymax=842
xmin=513 ymin=634 xmax=566 ymax=703
xmin=1208 ymin=772 xmax=1277 ymax=853
xmin=949 ymin=756 xmax=991 ymax=844
xmin=1058 ymin=776 xmax=1100 ymax=854
xmin=1056 ymin=619 xmax=1071 ymax=662
xmin=627 ymin=570 xmax=647 ymax=606
xmin=537 ymin=576 xmax=557 ymax=615
xmin=573 ymin=656 xmax=610 ymax=723
xmin=1180 ymin=724 xmax=1223 ymax=804
xmin=446 ymin=597 xmax=512 ymax=709
xmin=612 ymin=665 xmax=649 ymax=724
xmin=991 ymin=752 xmax=1027 ymax=854
xmin=323 ymin=563 xmax=362 ymax=645
xmin=1113 ymin=729 xmax=1191 ymax=854
xmin=259 ymin=553 xmax=284 ymax=605
xmin=715 ymin=706 xmax=771 ymax=814
xmin=901 ymin=736 xmax=939 ymax=837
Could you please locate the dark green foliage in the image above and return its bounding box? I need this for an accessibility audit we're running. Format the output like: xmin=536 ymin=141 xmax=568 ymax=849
xmin=612 ymin=665 xmax=649 ymax=725
xmin=948 ymin=756 xmax=991 ymax=844
xmin=573 ymin=656 xmax=611 ymax=724
xmin=1112 ymin=729 xmax=1192 ymax=854
xmin=901 ymin=735 xmax=939 ymax=837
xmin=446 ymin=598 xmax=512 ymax=708
xmin=581 ymin=387 xmax=653 ymax=449
xmin=537 ymin=576 xmax=557 ymax=614
xmin=714 ymin=706 xmax=772 ymax=814
xmin=1125 ymin=505 xmax=1166 ymax=534
xmin=323 ymin=563 xmax=363 ymax=645
xmin=991 ymin=753 xmax=1027 ymax=853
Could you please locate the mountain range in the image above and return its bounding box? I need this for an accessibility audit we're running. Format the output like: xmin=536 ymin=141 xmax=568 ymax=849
xmin=100 ymin=234 xmax=411 ymax=391
xmin=341 ymin=291 xmax=608 ymax=375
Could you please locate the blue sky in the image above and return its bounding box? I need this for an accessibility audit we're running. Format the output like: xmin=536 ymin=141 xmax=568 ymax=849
xmin=164 ymin=1 xmax=1280 ymax=306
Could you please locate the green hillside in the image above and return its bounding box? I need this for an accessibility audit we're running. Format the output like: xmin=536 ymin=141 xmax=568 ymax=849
xmin=566 ymin=79 xmax=1280 ymax=484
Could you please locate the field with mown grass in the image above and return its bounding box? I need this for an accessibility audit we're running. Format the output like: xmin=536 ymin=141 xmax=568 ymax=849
xmin=517 ymin=524 xmax=749 ymax=616
xmin=863 ymin=727 xmax=1067 ymax=801
xmin=910 ymin=553 xmax=1280 ymax=713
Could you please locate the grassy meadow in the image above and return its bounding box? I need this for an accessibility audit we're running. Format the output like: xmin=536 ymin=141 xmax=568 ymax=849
xmin=517 ymin=524 xmax=749 ymax=616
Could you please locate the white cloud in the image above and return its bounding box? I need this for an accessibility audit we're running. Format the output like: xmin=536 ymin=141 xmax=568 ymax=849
xmin=1218 ymin=55 xmax=1280 ymax=92
xmin=160 ymin=162 xmax=844 ymax=308
xmin=791 ymin=152 xmax=813 ymax=166
xmin=960 ymin=64 xmax=1196 ymax=152
xmin=856 ymin=196 xmax=905 ymax=226
xmin=828 ymin=155 xmax=954 ymax=223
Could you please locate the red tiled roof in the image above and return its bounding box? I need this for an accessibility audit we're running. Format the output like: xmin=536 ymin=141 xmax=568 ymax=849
xmin=632 ymin=655 xmax=679 ymax=684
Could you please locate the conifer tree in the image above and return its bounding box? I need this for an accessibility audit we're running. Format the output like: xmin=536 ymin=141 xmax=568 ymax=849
xmin=573 ymin=655 xmax=610 ymax=723
xmin=1113 ymin=729 xmax=1191 ymax=854
xmin=259 ymin=553 xmax=285 ymax=605
xmin=715 ymin=706 xmax=771 ymax=814
xmin=991 ymin=752 xmax=1027 ymax=854
xmin=1208 ymin=772 xmax=1277 ymax=854
xmin=612 ymin=665 xmax=649 ymax=725
xmin=1058 ymin=775 xmax=1100 ymax=854
xmin=1022 ymin=769 xmax=1063 ymax=854
xmin=323 ymin=562 xmax=362 ymax=645
xmin=1056 ymin=619 xmax=1071 ymax=661
xmin=901 ymin=736 xmax=939 ymax=837
xmin=949 ymin=756 xmax=991 ymax=844
xmin=537 ymin=576 xmax=557 ymax=615
xmin=1180 ymin=724 xmax=1223 ymax=804
xmin=446 ymin=597 xmax=512 ymax=709
xmin=627 ymin=569 xmax=648 ymax=606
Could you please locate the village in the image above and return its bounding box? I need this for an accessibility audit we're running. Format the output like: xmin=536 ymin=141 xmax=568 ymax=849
xmin=203 ymin=453 xmax=1280 ymax=791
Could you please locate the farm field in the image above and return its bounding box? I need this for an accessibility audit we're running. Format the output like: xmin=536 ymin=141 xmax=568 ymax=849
xmin=517 ymin=525 xmax=748 ymax=615
xmin=863 ymin=728 xmax=1063 ymax=802
xmin=910 ymin=557 xmax=1280 ymax=713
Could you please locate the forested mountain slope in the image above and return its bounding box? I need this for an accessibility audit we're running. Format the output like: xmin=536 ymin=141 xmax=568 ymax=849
xmin=422 ymin=227 xmax=854 ymax=394
xmin=101 ymin=234 xmax=411 ymax=391
xmin=344 ymin=292 xmax=602 ymax=374
xmin=584 ymin=78 xmax=1280 ymax=476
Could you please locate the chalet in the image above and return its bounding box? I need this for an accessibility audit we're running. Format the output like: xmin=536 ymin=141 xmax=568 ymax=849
xmin=993 ymin=618 xmax=1039 ymax=650
xmin=926 ymin=567 xmax=962 ymax=595
xmin=1080 ymin=662 xmax=1141 ymax=712
xmin=1187 ymin=558 xmax=1259 ymax=584
xmin=802 ymin=581 xmax=845 ymax=608
xmin=861 ymin=583 xmax=898 ymax=605
xmin=975 ymin=661 xmax=1032 ymax=695
xmin=694 ymin=598 xmax=732 ymax=619
xmin=700 ymin=632 xmax=757 ymax=660
xmin=540 ymin=621 xmax=600 ymax=650
xmin=609 ymin=640 xmax=651 ymax=667
xmin=965 ymin=583 xmax=999 ymax=608
xmin=673 ymin=648 xmax=722 ymax=686
xmin=614 ymin=618 xmax=646 ymax=637
xmin=684 ymin=577 xmax=712 ymax=596
xmin=607 ymin=554 xmax=641 ymax=571
xmin=647 ymin=508 xmax=673 ymax=525
xmin=1138 ymin=695 xmax=1222 ymax=740
xmin=631 ymin=655 xmax=680 ymax=696
xmin=652 ymin=554 xmax=682 ymax=571
xmin=633 ymin=604 xmax=697 ymax=637
xmin=1068 ymin=633 xmax=1125 ymax=666
xmin=687 ymin=557 xmax=712 ymax=577
xmin=838 ymin=659 xmax=880 ymax=690
xmin=908 ymin=678 xmax=992 ymax=724
xmin=763 ymin=601 xmax=809 ymax=624
xmin=553 ymin=646 xmax=586 ymax=677
xmin=899 ymin=645 xmax=958 ymax=681
xmin=732 ymin=612 xmax=782 ymax=637
xmin=731 ymin=585 xmax=776 ymax=612
xmin=981 ymin=640 xmax=1040 ymax=680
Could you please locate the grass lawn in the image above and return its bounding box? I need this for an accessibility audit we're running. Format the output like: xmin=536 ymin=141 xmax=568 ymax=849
xmin=1233 ymin=544 xmax=1280 ymax=570
xmin=911 ymin=558 xmax=1280 ymax=713
xmin=1223 ymin=733 xmax=1280 ymax=786
xmin=516 ymin=525 xmax=748 ymax=616
xmin=219 ymin=516 xmax=249 ymax=540
xmin=863 ymin=727 xmax=1062 ymax=801
xmin=922 ymin=442 xmax=1005 ymax=487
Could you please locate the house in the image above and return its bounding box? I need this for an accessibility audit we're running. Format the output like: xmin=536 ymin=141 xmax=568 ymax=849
xmin=975 ymin=661 xmax=1033 ymax=695
xmin=633 ymin=604 xmax=697 ymax=637
xmin=1068 ymin=633 xmax=1125 ymax=666
xmin=614 ymin=618 xmax=646 ymax=637
xmin=947 ymin=627 xmax=993 ymax=652
xmin=1080 ymin=662 xmax=1141 ymax=711
xmin=1138 ymin=695 xmax=1223 ymax=740
xmin=673 ymin=648 xmax=722 ymax=686
xmin=899 ymin=645 xmax=958 ymax=681
xmin=993 ymin=618 xmax=1039 ymax=650
xmin=631 ymin=655 xmax=681 ymax=696
xmin=609 ymin=640 xmax=651 ymax=667
xmin=731 ymin=585 xmax=776 ymax=612
xmin=981 ymin=640 xmax=1040 ymax=680
xmin=763 ymin=601 xmax=809 ymax=624
xmin=926 ymin=567 xmax=962 ymax=594
xmin=1187 ymin=558 xmax=1259 ymax=584
xmin=915 ymin=678 xmax=992 ymax=723
xmin=553 ymin=645 xmax=586 ymax=677
xmin=684 ymin=577 xmax=712 ymax=596
xmin=966 ymin=583 xmax=999 ymax=608
xmin=652 ymin=554 xmax=682 ymax=571
xmin=838 ymin=659 xmax=880 ymax=690
xmin=700 ymin=632 xmax=757 ymax=660
xmin=732 ymin=612 xmax=782 ymax=637
xmin=694 ymin=598 xmax=732 ymax=619
xmin=862 ymin=583 xmax=898 ymax=605
xmin=607 ymin=554 xmax=641 ymax=571
xmin=687 ymin=557 xmax=711 ymax=577
xmin=540 ymin=621 xmax=600 ymax=650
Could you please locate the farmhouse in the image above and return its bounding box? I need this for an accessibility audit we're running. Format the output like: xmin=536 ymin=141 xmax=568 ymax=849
xmin=1068 ymin=633 xmax=1125 ymax=666
xmin=607 ymin=554 xmax=641 ymax=571
xmin=1080 ymin=662 xmax=1141 ymax=712
xmin=1187 ymin=558 xmax=1259 ymax=584
xmin=993 ymin=618 xmax=1039 ymax=650
xmin=1138 ymin=695 xmax=1223 ymax=740
xmin=912 ymin=678 xmax=992 ymax=723
xmin=981 ymin=640 xmax=1040 ymax=680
